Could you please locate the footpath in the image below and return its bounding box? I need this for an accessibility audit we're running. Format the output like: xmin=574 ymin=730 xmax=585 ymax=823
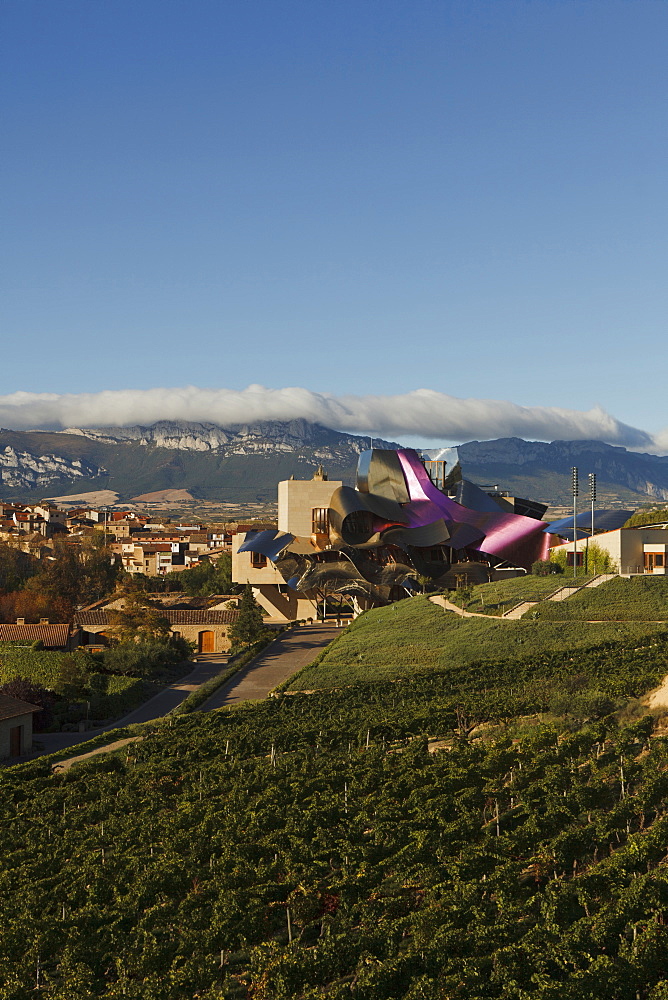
xmin=429 ymin=573 xmax=617 ymax=621
xmin=26 ymin=625 xmax=341 ymax=769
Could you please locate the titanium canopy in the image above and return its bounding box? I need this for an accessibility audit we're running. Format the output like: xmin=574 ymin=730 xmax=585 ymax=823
xmin=237 ymin=448 xmax=552 ymax=603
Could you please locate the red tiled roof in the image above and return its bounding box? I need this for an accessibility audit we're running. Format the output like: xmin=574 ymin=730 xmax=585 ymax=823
xmin=0 ymin=624 xmax=75 ymax=648
xmin=75 ymin=609 xmax=239 ymax=626
xmin=0 ymin=694 xmax=41 ymax=721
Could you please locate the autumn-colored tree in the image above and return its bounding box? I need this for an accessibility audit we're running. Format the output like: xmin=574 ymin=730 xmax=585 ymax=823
xmin=25 ymin=535 xmax=119 ymax=617
xmin=106 ymin=592 xmax=172 ymax=644
xmin=0 ymin=588 xmax=69 ymax=625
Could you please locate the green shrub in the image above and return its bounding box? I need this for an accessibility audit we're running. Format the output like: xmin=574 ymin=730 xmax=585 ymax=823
xmin=531 ymin=559 xmax=563 ymax=576
xmin=0 ymin=645 xmax=92 ymax=689
xmin=550 ymin=541 xmax=617 ymax=575
xmin=100 ymin=640 xmax=189 ymax=678
xmin=87 ymin=673 xmax=146 ymax=718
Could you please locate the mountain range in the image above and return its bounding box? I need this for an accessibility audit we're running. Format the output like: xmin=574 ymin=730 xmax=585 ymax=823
xmin=1 ymin=420 xmax=668 ymax=507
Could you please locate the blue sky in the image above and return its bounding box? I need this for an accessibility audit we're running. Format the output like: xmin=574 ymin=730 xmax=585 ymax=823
xmin=2 ymin=0 xmax=667 ymax=448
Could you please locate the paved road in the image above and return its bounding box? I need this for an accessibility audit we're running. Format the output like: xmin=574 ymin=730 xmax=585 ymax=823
xmin=21 ymin=628 xmax=341 ymax=763
xmin=197 ymin=625 xmax=341 ymax=711
xmin=28 ymin=655 xmax=230 ymax=759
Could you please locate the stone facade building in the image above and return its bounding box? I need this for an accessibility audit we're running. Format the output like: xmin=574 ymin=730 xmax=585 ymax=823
xmin=0 ymin=694 xmax=39 ymax=759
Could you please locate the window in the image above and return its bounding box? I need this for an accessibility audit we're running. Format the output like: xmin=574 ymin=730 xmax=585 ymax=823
xmin=312 ymin=508 xmax=329 ymax=534
xmin=644 ymin=552 xmax=665 ymax=571
xmin=343 ymin=510 xmax=373 ymax=538
xmin=566 ymin=552 xmax=584 ymax=566
xmin=251 ymin=551 xmax=267 ymax=568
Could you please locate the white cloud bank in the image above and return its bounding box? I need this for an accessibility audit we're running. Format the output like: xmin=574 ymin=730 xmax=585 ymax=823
xmin=0 ymin=385 xmax=665 ymax=452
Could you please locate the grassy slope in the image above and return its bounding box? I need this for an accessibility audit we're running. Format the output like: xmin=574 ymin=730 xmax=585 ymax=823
xmin=287 ymin=596 xmax=668 ymax=690
xmin=533 ymin=575 xmax=668 ymax=620
xmin=446 ymin=574 xmax=574 ymax=615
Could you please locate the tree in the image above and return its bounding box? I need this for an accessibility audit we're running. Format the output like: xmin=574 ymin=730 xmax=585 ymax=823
xmin=0 ymin=587 xmax=69 ymax=625
xmin=26 ymin=536 xmax=119 ymax=617
xmin=0 ymin=542 xmax=38 ymax=592
xmin=550 ymin=542 xmax=617 ymax=575
xmin=106 ymin=593 xmax=172 ymax=644
xmin=0 ymin=678 xmax=55 ymax=731
xmin=159 ymin=552 xmax=238 ymax=597
xmin=53 ymin=656 xmax=90 ymax=702
xmin=228 ymin=585 xmax=268 ymax=647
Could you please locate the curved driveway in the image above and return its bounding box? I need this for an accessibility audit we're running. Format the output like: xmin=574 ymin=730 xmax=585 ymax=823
xmin=19 ymin=627 xmax=340 ymax=764
xmin=197 ymin=625 xmax=341 ymax=711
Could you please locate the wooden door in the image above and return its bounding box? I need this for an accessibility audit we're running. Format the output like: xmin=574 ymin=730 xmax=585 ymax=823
xmin=9 ymin=725 xmax=22 ymax=756
xmin=198 ymin=630 xmax=215 ymax=653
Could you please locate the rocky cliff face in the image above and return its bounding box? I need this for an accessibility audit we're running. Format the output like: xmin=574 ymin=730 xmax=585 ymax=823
xmin=0 ymin=446 xmax=101 ymax=490
xmin=61 ymin=420 xmax=399 ymax=461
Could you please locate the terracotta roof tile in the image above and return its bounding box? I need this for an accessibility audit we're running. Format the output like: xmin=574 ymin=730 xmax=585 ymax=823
xmin=0 ymin=694 xmax=41 ymax=721
xmin=74 ymin=609 xmax=239 ymax=626
xmin=0 ymin=624 xmax=75 ymax=648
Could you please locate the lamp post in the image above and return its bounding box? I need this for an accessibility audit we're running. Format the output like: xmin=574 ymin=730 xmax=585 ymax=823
xmin=572 ymin=467 xmax=579 ymax=578
xmin=588 ymin=473 xmax=596 ymax=574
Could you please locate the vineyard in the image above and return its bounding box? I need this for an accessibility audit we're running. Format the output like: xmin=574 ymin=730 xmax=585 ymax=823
xmin=286 ymin=597 xmax=668 ymax=690
xmin=0 ymin=645 xmax=78 ymax=688
xmin=4 ymin=602 xmax=668 ymax=996
xmin=0 ymin=641 xmax=191 ymax=728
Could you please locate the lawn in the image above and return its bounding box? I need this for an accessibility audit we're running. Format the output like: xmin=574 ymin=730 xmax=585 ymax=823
xmin=286 ymin=596 xmax=668 ymax=690
xmin=445 ymin=573 xmax=576 ymax=616
xmin=531 ymin=574 xmax=668 ymax=620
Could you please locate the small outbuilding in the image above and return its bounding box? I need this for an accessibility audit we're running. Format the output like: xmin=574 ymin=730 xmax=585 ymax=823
xmin=0 ymin=694 xmax=40 ymax=759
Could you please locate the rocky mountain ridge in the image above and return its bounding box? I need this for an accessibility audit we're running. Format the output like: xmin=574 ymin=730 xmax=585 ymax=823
xmin=0 ymin=445 xmax=102 ymax=491
xmin=456 ymin=438 xmax=668 ymax=502
xmin=59 ymin=419 xmax=391 ymax=460
xmin=1 ymin=422 xmax=668 ymax=505
xmin=0 ymin=422 xmax=398 ymax=502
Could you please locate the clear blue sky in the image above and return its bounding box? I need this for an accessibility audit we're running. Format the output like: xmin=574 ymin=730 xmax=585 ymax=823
xmin=2 ymin=1 xmax=667 ymax=444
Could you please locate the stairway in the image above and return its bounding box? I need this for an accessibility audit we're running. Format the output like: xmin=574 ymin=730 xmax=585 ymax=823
xmin=502 ymin=600 xmax=539 ymax=620
xmin=582 ymin=573 xmax=616 ymax=588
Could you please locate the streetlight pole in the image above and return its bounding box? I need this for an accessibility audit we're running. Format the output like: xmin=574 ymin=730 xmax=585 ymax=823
xmin=572 ymin=467 xmax=579 ymax=578
xmin=589 ymin=472 xmax=596 ymax=573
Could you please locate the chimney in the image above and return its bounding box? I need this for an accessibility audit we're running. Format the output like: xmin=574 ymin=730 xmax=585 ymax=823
xmin=16 ymin=617 xmax=25 ymax=625
xmin=40 ymin=618 xmax=49 ymax=625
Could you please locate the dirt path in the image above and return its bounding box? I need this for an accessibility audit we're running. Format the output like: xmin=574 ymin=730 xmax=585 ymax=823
xmin=29 ymin=655 xmax=230 ymax=761
xmin=52 ymin=737 xmax=144 ymax=773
